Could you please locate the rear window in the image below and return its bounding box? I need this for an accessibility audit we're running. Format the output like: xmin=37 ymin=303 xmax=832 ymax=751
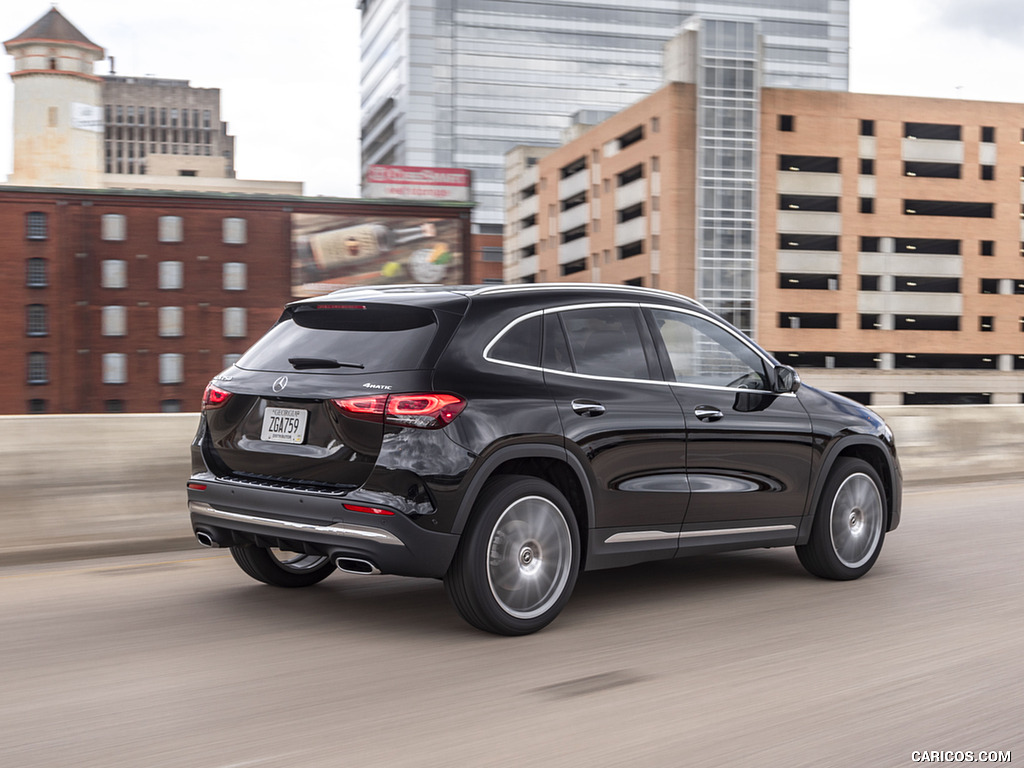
xmin=235 ymin=303 xmax=438 ymax=374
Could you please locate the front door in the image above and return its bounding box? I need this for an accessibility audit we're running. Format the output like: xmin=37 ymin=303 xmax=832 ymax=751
xmin=644 ymin=307 xmax=813 ymax=527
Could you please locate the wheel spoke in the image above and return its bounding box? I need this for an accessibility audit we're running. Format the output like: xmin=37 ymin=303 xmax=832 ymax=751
xmin=829 ymin=473 xmax=882 ymax=568
xmin=486 ymin=495 xmax=573 ymax=619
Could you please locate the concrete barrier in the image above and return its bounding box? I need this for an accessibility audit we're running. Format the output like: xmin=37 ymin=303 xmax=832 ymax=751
xmin=1 ymin=406 xmax=1022 ymax=565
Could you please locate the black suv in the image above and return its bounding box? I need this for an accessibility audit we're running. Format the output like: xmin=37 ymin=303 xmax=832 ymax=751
xmin=188 ymin=284 xmax=901 ymax=635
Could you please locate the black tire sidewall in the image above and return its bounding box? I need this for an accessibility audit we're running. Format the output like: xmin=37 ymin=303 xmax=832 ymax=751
xmin=446 ymin=475 xmax=580 ymax=635
xmin=799 ymin=457 xmax=886 ymax=580
xmin=230 ymin=545 xmax=335 ymax=588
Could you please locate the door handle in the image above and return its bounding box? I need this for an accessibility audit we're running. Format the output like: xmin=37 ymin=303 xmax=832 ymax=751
xmin=571 ymin=399 xmax=606 ymax=417
xmin=694 ymin=405 xmax=723 ymax=422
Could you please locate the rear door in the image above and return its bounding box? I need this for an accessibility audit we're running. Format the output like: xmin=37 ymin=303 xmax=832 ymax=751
xmin=202 ymin=300 xmax=460 ymax=491
xmin=542 ymin=304 xmax=690 ymax=551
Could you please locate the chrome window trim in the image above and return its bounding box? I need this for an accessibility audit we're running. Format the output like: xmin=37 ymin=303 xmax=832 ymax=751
xmin=605 ymin=524 xmax=797 ymax=545
xmin=188 ymin=501 xmax=405 ymax=547
xmin=482 ymin=301 xmax=795 ymax=397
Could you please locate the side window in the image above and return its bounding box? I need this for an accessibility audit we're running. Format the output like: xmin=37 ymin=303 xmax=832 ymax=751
xmin=488 ymin=314 xmax=541 ymax=367
xmin=559 ymin=306 xmax=650 ymax=379
xmin=649 ymin=309 xmax=769 ymax=389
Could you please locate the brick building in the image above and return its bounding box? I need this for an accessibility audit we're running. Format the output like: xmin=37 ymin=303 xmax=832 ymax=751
xmin=2 ymin=186 xmax=472 ymax=414
xmin=506 ymin=75 xmax=1024 ymax=404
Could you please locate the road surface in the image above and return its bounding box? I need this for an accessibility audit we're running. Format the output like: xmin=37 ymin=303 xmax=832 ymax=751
xmin=2 ymin=482 xmax=1020 ymax=767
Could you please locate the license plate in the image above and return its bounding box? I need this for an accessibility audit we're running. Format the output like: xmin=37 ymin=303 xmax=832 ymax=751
xmin=261 ymin=407 xmax=308 ymax=444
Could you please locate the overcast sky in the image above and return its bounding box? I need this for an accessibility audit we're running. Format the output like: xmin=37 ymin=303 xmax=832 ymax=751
xmin=3 ymin=0 xmax=1024 ymax=198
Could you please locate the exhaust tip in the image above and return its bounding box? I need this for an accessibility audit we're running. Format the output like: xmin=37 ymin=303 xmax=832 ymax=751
xmin=334 ymin=557 xmax=380 ymax=576
xmin=195 ymin=531 xmax=215 ymax=548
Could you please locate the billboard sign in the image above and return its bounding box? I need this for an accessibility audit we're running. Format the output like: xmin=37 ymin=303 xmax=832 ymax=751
xmin=365 ymin=165 xmax=471 ymax=202
xmin=292 ymin=212 xmax=464 ymax=296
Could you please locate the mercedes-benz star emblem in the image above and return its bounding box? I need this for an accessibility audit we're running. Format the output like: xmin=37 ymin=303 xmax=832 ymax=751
xmin=272 ymin=376 xmax=288 ymax=393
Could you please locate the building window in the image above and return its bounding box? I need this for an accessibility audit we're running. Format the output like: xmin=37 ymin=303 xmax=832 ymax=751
xmin=860 ymin=275 xmax=880 ymax=291
xmin=980 ymin=278 xmax=999 ymax=294
xmin=26 ymin=212 xmax=48 ymax=240
xmin=560 ymin=156 xmax=586 ymax=179
xmin=980 ymin=316 xmax=994 ymax=332
xmin=27 ymin=352 xmax=49 ymax=384
xmin=101 ymin=260 xmax=127 ymax=289
xmin=860 ymin=314 xmax=881 ymax=330
xmin=223 ymin=307 xmax=247 ymax=338
xmin=651 ymin=116 xmax=660 ymax=133
xmin=780 ymin=234 xmax=839 ymax=251
xmin=904 ymin=161 xmax=960 ymax=178
xmin=617 ymin=125 xmax=644 ymax=149
xmin=859 ymin=198 xmax=875 ymax=214
xmin=26 ymin=258 xmax=48 ymax=288
xmin=222 ymin=262 xmax=247 ymax=290
xmin=860 ymin=119 xmax=875 ymax=136
xmin=481 ymin=247 xmax=504 ymax=263
xmin=778 ymin=313 xmax=839 ymax=329
xmin=26 ymin=305 xmax=47 ymax=336
xmin=904 ymin=123 xmax=961 ymax=140
xmin=904 ymin=200 xmax=993 ymax=218
xmin=157 ymin=215 xmax=183 ymax=243
xmin=859 ymin=158 xmax=874 ymax=175
xmin=159 ymin=353 xmax=184 ymax=384
xmin=101 ymin=306 xmax=127 ymax=336
xmin=158 ymin=306 xmax=184 ymax=337
xmin=617 ymin=240 xmax=644 ymax=260
xmin=101 ymin=214 xmax=127 ymax=241
xmin=780 ymin=273 xmax=839 ymax=290
xmin=160 ymin=399 xmax=183 ymax=413
xmin=560 ymin=258 xmax=587 ymax=276
xmin=222 ymin=217 xmax=247 ymax=244
xmin=158 ymin=261 xmax=184 ymax=290
xmin=778 ymin=114 xmax=794 ymax=132
xmin=981 ymin=165 xmax=995 ymax=180
xmin=617 ymin=203 xmax=644 ymax=223
xmin=104 ymin=399 xmax=125 ymax=413
xmin=981 ymin=126 xmax=995 ymax=142
xmin=779 ymin=155 xmax=839 ymax=173
xmin=27 ymin=398 xmax=47 ymax=414
xmin=616 ymin=164 xmax=644 ymax=186
xmin=102 ymin=353 xmax=127 ymax=384
xmin=223 ymin=353 xmax=242 ymax=369
xmin=981 ymin=240 xmax=995 ymax=256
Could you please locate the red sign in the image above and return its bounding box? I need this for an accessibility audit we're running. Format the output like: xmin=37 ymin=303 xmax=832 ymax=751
xmin=365 ymin=165 xmax=471 ymax=202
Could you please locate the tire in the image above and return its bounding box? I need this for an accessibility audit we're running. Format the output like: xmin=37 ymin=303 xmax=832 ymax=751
xmin=445 ymin=475 xmax=581 ymax=636
xmin=229 ymin=545 xmax=336 ymax=588
xmin=797 ymin=457 xmax=886 ymax=580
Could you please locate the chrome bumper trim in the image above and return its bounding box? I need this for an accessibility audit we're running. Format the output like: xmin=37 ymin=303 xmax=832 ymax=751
xmin=605 ymin=524 xmax=796 ymax=545
xmin=189 ymin=501 xmax=405 ymax=547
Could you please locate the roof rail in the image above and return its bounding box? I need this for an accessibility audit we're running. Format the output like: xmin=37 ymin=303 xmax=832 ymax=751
xmin=467 ymin=282 xmax=707 ymax=309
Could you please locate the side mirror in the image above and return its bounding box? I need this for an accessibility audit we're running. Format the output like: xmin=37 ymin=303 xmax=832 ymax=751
xmin=773 ymin=364 xmax=801 ymax=394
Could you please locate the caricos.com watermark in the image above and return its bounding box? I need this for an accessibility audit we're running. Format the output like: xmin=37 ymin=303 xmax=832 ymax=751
xmin=911 ymin=752 xmax=1011 ymax=763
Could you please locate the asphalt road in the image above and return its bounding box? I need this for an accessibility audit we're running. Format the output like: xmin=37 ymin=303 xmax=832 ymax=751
xmin=2 ymin=482 xmax=1021 ymax=768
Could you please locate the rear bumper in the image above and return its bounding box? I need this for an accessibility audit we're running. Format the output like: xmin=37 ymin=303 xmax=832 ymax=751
xmin=187 ymin=479 xmax=459 ymax=578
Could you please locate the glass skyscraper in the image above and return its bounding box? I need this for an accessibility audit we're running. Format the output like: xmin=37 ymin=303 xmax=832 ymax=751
xmin=359 ymin=0 xmax=849 ymax=233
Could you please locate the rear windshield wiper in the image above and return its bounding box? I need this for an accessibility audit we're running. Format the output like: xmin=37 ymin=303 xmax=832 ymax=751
xmin=288 ymin=357 xmax=365 ymax=370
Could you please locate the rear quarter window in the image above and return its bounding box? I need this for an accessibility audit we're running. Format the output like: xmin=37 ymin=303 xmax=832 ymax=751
xmin=486 ymin=314 xmax=541 ymax=367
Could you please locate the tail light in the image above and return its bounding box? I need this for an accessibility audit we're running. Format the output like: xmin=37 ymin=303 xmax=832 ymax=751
xmin=202 ymin=383 xmax=233 ymax=410
xmin=332 ymin=393 xmax=465 ymax=430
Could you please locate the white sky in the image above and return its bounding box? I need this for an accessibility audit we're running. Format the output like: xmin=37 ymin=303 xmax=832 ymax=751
xmin=3 ymin=0 xmax=1024 ymax=198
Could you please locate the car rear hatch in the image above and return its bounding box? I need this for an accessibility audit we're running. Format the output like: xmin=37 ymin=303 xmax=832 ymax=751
xmin=201 ymin=296 xmax=466 ymax=492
